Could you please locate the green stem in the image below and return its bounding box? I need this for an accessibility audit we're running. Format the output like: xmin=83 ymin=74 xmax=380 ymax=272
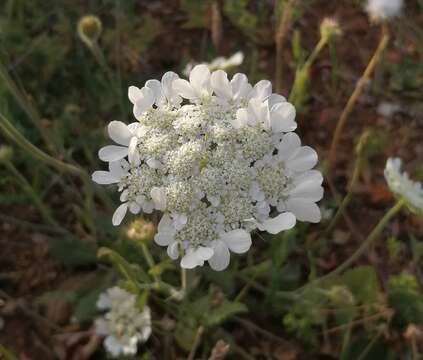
xmin=140 ymin=243 xmax=160 ymax=283
xmin=325 ymin=156 xmax=363 ymax=236
xmin=0 ymin=61 xmax=56 ymax=153
xmin=181 ymin=268 xmax=187 ymax=293
xmin=0 ymin=112 xmax=84 ymax=176
xmin=295 ymin=199 xmax=405 ymax=293
xmin=5 ymin=162 xmax=59 ymax=228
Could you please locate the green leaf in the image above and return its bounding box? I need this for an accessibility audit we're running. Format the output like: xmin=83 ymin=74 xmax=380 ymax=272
xmin=387 ymin=272 xmax=423 ymax=327
xmin=73 ymin=287 xmax=104 ymax=322
xmin=0 ymin=345 xmax=18 ymax=360
xmin=205 ymin=299 xmax=248 ymax=327
xmin=98 ymin=247 xmax=150 ymax=288
xmin=48 ymin=237 xmax=97 ymax=267
xmin=342 ymin=266 xmax=379 ymax=304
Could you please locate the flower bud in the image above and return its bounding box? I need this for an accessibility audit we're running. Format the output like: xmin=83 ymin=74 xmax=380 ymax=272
xmin=0 ymin=146 xmax=13 ymax=163
xmin=320 ymin=18 xmax=342 ymax=42
xmin=126 ymin=219 xmax=155 ymax=243
xmin=77 ymin=15 xmax=102 ymax=47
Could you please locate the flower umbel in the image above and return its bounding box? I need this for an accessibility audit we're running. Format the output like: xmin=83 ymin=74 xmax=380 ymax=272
xmin=365 ymin=0 xmax=403 ymax=22
xmin=92 ymin=65 xmax=324 ymax=270
xmin=95 ymin=287 xmax=152 ymax=358
xmin=384 ymin=157 xmax=423 ymax=214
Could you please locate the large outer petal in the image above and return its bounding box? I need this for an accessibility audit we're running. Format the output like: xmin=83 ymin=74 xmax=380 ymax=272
xmin=270 ymin=102 xmax=297 ymax=133
xmin=211 ymin=70 xmax=232 ymax=100
xmin=220 ymin=229 xmax=252 ymax=254
xmin=260 ymin=212 xmax=296 ymax=234
xmin=108 ymin=121 xmax=133 ymax=146
xmin=98 ymin=145 xmax=128 ymax=162
xmin=112 ymin=203 xmax=128 ymax=226
xmin=189 ymin=64 xmax=211 ymax=94
xmin=92 ymin=171 xmax=119 ymax=184
xmin=173 ymin=79 xmax=197 ymax=99
xmin=285 ymin=199 xmax=321 ymax=223
xmin=286 ymin=146 xmax=318 ymax=172
xmin=208 ymin=240 xmax=230 ymax=271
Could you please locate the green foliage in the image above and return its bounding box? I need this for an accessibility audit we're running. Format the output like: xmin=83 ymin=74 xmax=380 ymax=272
xmin=342 ymin=266 xmax=379 ymax=304
xmin=387 ymin=272 xmax=423 ymax=327
xmin=180 ymin=0 xmax=210 ymax=29
xmin=48 ymin=237 xmax=97 ymax=267
xmin=223 ymin=0 xmax=258 ymax=37
xmin=98 ymin=247 xmax=150 ymax=288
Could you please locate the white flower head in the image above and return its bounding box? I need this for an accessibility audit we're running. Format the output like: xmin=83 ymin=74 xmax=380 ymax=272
xmin=95 ymin=287 xmax=151 ymax=358
xmin=365 ymin=0 xmax=403 ymax=22
xmin=93 ymin=66 xmax=323 ymax=271
xmin=183 ymin=51 xmax=244 ymax=76
xmin=384 ymin=157 xmax=423 ymax=214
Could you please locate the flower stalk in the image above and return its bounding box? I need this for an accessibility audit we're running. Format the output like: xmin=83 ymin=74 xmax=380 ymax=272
xmin=329 ymin=24 xmax=390 ymax=166
xmin=303 ymin=198 xmax=405 ymax=289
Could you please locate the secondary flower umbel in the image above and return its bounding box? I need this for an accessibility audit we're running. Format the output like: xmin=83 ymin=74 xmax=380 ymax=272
xmin=384 ymin=157 xmax=423 ymax=214
xmin=95 ymin=287 xmax=152 ymax=358
xmin=92 ymin=65 xmax=324 ymax=270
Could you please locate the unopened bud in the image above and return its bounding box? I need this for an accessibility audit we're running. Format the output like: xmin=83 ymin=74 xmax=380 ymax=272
xmin=320 ymin=18 xmax=342 ymax=41
xmin=126 ymin=219 xmax=155 ymax=243
xmin=0 ymin=146 xmax=13 ymax=163
xmin=77 ymin=15 xmax=102 ymax=47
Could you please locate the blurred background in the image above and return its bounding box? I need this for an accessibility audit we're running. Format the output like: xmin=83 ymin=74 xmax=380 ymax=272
xmin=0 ymin=0 xmax=422 ymax=359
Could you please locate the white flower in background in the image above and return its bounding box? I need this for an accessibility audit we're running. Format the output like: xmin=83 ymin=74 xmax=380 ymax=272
xmin=377 ymin=101 xmax=401 ymax=118
xmin=365 ymin=0 xmax=403 ymax=21
xmin=95 ymin=287 xmax=152 ymax=358
xmin=183 ymin=51 xmax=244 ymax=76
xmin=384 ymin=158 xmax=423 ymax=214
xmin=92 ymin=64 xmax=323 ymax=271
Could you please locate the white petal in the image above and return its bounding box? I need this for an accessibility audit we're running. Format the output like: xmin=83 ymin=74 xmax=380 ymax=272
xmin=208 ymin=240 xmax=230 ymax=271
xmin=286 ymin=146 xmax=318 ymax=171
xmin=127 ymin=136 xmax=140 ymax=166
xmin=129 ymin=202 xmax=141 ymax=214
xmin=167 ymin=241 xmax=180 ymax=259
xmin=261 ymin=212 xmax=296 ymax=234
xmin=211 ymin=70 xmax=232 ymax=99
xmin=92 ymin=171 xmax=119 ymax=184
xmin=154 ymin=232 xmax=174 ymax=246
xmin=162 ymin=71 xmax=181 ymax=104
xmin=270 ymin=102 xmax=297 ymax=133
xmin=275 ymin=132 xmax=301 ymax=156
xmin=220 ymin=229 xmax=252 ymax=254
xmin=158 ymin=213 xmax=173 ymax=232
xmin=231 ymin=73 xmax=252 ymax=100
xmin=150 ymin=187 xmax=167 ymax=210
xmin=286 ymin=199 xmax=321 ymax=223
xmin=128 ymin=86 xmax=141 ymax=104
xmin=146 ymin=158 xmax=163 ymax=169
xmin=250 ymin=80 xmax=272 ymax=101
xmin=133 ymin=87 xmax=155 ymax=117
xmin=233 ymin=108 xmax=249 ymax=129
xmin=268 ymin=93 xmax=286 ymax=108
xmin=146 ymin=79 xmax=165 ymax=105
xmin=189 ymin=64 xmax=211 ymax=94
xmin=248 ymin=98 xmax=269 ymax=127
xmin=112 ymin=203 xmax=128 ymax=226
xmin=195 ymin=246 xmax=214 ymax=260
xmin=172 ymin=79 xmax=197 ymax=99
xmin=181 ymin=250 xmax=202 ymax=269
xmin=108 ymin=121 xmax=133 ymax=146
xmin=109 ymin=160 xmax=127 ymax=178
xmin=98 ymin=145 xmax=128 ymax=162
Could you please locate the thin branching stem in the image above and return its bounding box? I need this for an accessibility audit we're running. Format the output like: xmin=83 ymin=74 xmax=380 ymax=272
xmin=187 ymin=325 xmax=204 ymax=360
xmin=275 ymin=0 xmax=297 ymax=94
xmin=329 ymin=25 xmax=389 ymax=166
xmin=297 ymin=198 xmax=405 ymax=292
